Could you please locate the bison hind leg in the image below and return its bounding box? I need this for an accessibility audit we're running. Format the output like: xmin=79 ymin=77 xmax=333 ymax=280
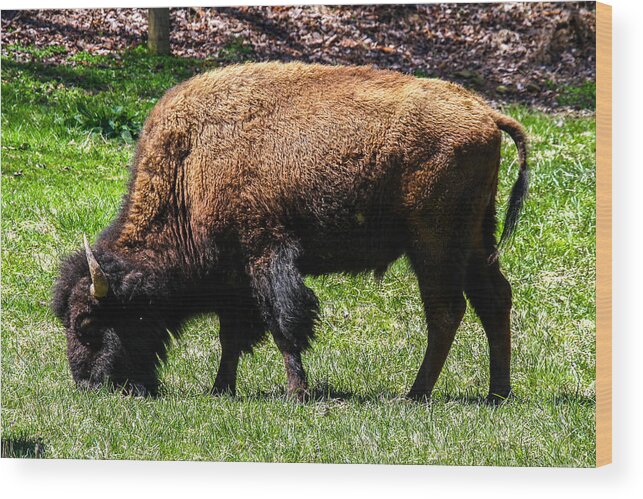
xmin=248 ymin=243 xmax=319 ymax=400
xmin=464 ymin=207 xmax=513 ymax=404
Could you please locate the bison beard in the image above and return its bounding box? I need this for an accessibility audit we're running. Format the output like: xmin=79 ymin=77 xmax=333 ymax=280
xmin=52 ymin=62 xmax=528 ymax=403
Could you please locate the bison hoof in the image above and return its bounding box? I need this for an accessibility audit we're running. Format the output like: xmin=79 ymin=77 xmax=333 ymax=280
xmin=485 ymin=388 xmax=512 ymax=405
xmin=122 ymin=383 xmax=154 ymax=397
xmin=211 ymin=384 xmax=236 ymax=396
xmin=406 ymin=390 xmax=432 ymax=402
xmin=287 ymin=387 xmax=310 ymax=403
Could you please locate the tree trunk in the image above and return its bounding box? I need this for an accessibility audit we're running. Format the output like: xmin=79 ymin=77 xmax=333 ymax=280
xmin=148 ymin=8 xmax=170 ymax=55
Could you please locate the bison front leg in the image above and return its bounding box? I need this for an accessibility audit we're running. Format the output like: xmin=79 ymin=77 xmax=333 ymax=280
xmin=212 ymin=295 xmax=266 ymax=396
xmin=212 ymin=323 xmax=241 ymax=395
xmin=248 ymin=245 xmax=319 ymax=401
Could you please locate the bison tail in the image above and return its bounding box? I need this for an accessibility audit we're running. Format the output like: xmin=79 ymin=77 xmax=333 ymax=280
xmin=494 ymin=113 xmax=529 ymax=248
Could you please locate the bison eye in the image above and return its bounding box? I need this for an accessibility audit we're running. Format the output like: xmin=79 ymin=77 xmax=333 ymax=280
xmin=77 ymin=316 xmax=95 ymax=334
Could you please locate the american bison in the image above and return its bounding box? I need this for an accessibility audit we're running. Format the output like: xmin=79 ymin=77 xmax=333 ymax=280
xmin=53 ymin=62 xmax=528 ymax=403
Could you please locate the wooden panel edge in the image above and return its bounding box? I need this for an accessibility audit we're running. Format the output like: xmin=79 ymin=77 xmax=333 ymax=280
xmin=596 ymin=1 xmax=612 ymax=468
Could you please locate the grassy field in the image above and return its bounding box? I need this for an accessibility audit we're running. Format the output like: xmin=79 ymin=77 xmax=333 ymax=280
xmin=1 ymin=46 xmax=596 ymax=465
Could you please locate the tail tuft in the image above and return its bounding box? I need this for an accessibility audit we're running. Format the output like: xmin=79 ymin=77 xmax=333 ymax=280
xmin=499 ymin=165 xmax=529 ymax=246
xmin=494 ymin=113 xmax=530 ymax=247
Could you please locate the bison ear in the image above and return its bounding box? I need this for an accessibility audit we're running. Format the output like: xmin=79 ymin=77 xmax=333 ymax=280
xmin=84 ymin=235 xmax=109 ymax=299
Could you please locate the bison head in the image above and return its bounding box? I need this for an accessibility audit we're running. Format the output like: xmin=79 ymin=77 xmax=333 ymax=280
xmin=52 ymin=237 xmax=171 ymax=396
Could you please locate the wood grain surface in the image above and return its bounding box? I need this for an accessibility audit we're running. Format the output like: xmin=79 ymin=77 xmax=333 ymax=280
xmin=596 ymin=1 xmax=612 ymax=468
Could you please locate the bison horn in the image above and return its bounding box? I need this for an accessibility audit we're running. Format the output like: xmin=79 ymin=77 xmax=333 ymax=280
xmin=83 ymin=234 xmax=109 ymax=298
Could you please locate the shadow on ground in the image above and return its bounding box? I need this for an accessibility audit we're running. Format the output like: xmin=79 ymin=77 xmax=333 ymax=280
xmin=1 ymin=436 xmax=46 ymax=458
xmin=2 ymin=57 xmax=114 ymax=92
xmin=203 ymin=383 xmax=596 ymax=407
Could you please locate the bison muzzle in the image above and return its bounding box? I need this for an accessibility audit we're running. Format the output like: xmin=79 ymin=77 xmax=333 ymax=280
xmin=53 ymin=62 xmax=529 ymax=403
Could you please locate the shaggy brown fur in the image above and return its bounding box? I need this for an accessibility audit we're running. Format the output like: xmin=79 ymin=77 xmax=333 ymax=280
xmin=53 ymin=62 xmax=528 ymax=402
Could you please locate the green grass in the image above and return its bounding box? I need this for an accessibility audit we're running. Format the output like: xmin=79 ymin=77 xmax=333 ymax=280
xmin=549 ymin=79 xmax=596 ymax=110
xmin=1 ymin=46 xmax=596 ymax=465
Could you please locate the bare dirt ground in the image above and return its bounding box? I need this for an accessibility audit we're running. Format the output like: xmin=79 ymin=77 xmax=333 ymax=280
xmin=1 ymin=3 xmax=596 ymax=110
